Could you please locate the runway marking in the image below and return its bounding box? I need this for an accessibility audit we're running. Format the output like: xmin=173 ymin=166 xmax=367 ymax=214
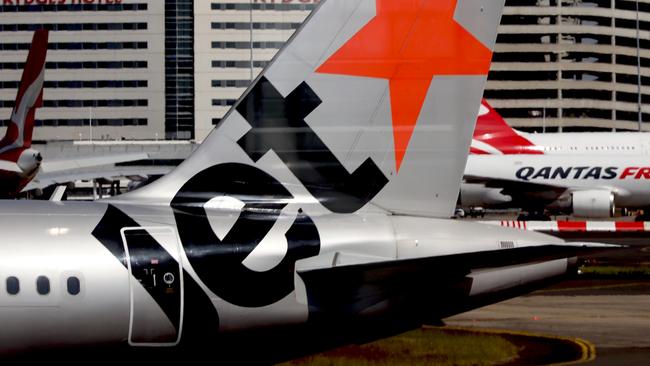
xmin=535 ymin=281 xmax=650 ymax=294
xmin=429 ymin=325 xmax=596 ymax=365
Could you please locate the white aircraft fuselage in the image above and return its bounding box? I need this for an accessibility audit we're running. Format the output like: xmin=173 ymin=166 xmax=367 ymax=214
xmin=519 ymin=132 xmax=650 ymax=155
xmin=0 ymin=200 xmax=579 ymax=355
xmin=465 ymin=100 xmax=650 ymax=217
xmin=466 ymin=154 xmax=650 ymax=208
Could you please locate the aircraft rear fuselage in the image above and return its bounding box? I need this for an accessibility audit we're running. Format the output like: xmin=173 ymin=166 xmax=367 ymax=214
xmin=0 ymin=200 xmax=580 ymax=355
xmin=0 ymin=201 xmax=568 ymax=353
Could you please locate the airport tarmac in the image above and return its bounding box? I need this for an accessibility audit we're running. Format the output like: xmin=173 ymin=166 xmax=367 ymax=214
xmin=446 ymin=292 xmax=650 ymax=364
xmin=447 ymin=219 xmax=650 ymax=364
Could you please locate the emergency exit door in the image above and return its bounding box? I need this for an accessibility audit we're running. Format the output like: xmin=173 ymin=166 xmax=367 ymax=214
xmin=121 ymin=227 xmax=184 ymax=346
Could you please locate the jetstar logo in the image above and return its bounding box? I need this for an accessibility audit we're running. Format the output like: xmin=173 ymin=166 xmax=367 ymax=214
xmin=516 ymin=166 xmax=650 ymax=181
xmin=317 ymin=0 xmax=492 ymax=171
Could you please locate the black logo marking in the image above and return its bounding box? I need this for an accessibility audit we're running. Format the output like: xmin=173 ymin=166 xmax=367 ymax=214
xmin=236 ymin=76 xmax=389 ymax=214
xmin=171 ymin=163 xmax=321 ymax=308
xmin=92 ymin=205 xmax=220 ymax=344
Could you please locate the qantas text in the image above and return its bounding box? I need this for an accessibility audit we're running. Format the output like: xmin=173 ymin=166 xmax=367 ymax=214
xmin=516 ymin=166 xmax=650 ymax=181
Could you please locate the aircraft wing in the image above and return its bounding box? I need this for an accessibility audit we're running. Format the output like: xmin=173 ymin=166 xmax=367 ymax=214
xmin=464 ymin=174 xmax=568 ymax=206
xmin=22 ymin=155 xmax=171 ymax=191
xmin=39 ymin=153 xmax=149 ymax=173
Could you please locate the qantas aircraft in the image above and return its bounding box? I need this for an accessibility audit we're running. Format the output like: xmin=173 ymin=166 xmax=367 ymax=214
xmin=471 ymin=99 xmax=650 ymax=156
xmin=461 ymin=100 xmax=650 ymax=219
xmin=0 ymin=30 xmax=48 ymax=196
xmin=0 ymin=0 xmax=614 ymax=361
xmin=0 ymin=30 xmax=148 ymax=198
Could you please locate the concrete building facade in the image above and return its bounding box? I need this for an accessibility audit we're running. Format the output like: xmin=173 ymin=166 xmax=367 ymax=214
xmin=199 ymin=0 xmax=650 ymax=136
xmin=0 ymin=0 xmax=170 ymax=140
xmin=487 ymin=0 xmax=650 ymax=132
xmin=193 ymin=0 xmax=317 ymax=139
xmin=1 ymin=0 xmax=649 ymax=141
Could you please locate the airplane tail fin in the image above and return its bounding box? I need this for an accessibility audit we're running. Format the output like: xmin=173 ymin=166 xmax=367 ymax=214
xmin=0 ymin=30 xmax=48 ymax=154
xmin=118 ymin=0 xmax=505 ymax=218
xmin=471 ymin=99 xmax=542 ymax=155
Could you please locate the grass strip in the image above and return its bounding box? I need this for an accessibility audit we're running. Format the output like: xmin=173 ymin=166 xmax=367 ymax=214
xmin=580 ymin=265 xmax=650 ymax=278
xmin=280 ymin=327 xmax=518 ymax=366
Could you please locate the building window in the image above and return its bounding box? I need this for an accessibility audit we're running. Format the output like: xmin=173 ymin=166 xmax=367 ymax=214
xmin=0 ymin=99 xmax=150 ymax=109
xmin=212 ymin=60 xmax=269 ymax=69
xmin=0 ymin=23 xmax=147 ymax=32
xmin=211 ymin=22 xmax=301 ymax=30
xmin=31 ymin=118 xmax=148 ymax=127
xmin=36 ymin=276 xmax=50 ymax=295
xmin=0 ymin=3 xmax=148 ymax=12
xmin=211 ymin=2 xmax=317 ymax=11
xmin=211 ymin=41 xmax=286 ymax=49
xmin=212 ymin=99 xmax=237 ymax=106
xmin=0 ymin=80 xmax=148 ymax=89
xmin=0 ymin=42 xmax=148 ymax=51
xmin=211 ymin=79 xmax=250 ymax=88
xmin=45 ymin=61 xmax=147 ymax=70
xmin=6 ymin=276 xmax=19 ymax=295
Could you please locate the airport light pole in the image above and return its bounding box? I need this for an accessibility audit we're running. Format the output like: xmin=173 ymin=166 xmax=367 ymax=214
xmin=89 ymin=106 xmax=93 ymax=142
xmin=249 ymin=0 xmax=254 ymax=82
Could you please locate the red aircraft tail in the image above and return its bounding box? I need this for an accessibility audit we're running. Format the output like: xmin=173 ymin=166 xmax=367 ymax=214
xmin=0 ymin=29 xmax=48 ymax=155
xmin=471 ymin=99 xmax=543 ymax=155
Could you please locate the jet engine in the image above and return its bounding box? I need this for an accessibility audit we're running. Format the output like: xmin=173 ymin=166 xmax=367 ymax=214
xmin=16 ymin=148 xmax=42 ymax=177
xmin=571 ymin=190 xmax=615 ymax=218
xmin=459 ymin=183 xmax=512 ymax=207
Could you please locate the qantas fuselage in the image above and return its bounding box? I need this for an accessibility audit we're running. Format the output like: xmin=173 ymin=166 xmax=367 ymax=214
xmin=517 ymin=132 xmax=650 ymax=155
xmin=466 ymin=154 xmax=650 ymax=208
xmin=466 ymin=100 xmax=650 ymax=216
xmin=472 ymin=100 xmax=650 ymax=156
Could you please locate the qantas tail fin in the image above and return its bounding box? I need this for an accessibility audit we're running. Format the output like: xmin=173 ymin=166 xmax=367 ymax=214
xmin=471 ymin=99 xmax=542 ymax=155
xmin=0 ymin=30 xmax=48 ymax=154
xmin=119 ymin=0 xmax=505 ymax=218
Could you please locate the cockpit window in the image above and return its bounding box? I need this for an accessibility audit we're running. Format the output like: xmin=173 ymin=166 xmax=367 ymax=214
xmin=6 ymin=276 xmax=19 ymax=295
xmin=67 ymin=276 xmax=81 ymax=295
xmin=36 ymin=276 xmax=50 ymax=295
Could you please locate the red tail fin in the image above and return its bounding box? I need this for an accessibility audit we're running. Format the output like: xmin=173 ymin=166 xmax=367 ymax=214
xmin=472 ymin=99 xmax=542 ymax=155
xmin=0 ymin=30 xmax=48 ymax=154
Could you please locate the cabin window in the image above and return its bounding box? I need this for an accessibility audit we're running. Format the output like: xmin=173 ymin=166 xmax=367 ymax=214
xmin=36 ymin=276 xmax=50 ymax=295
xmin=67 ymin=276 xmax=81 ymax=295
xmin=6 ymin=276 xmax=19 ymax=295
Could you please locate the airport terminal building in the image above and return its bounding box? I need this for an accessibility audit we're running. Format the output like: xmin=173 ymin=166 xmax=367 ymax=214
xmin=0 ymin=0 xmax=314 ymax=141
xmin=0 ymin=1 xmax=165 ymax=140
xmin=490 ymin=0 xmax=650 ymax=132
xmin=203 ymin=0 xmax=650 ymax=134
xmin=0 ymin=0 xmax=649 ymax=141
xmin=194 ymin=0 xmax=316 ymax=139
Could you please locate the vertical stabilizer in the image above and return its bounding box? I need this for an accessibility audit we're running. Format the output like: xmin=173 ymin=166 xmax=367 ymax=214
xmin=119 ymin=0 xmax=505 ymax=218
xmin=0 ymin=30 xmax=48 ymax=154
xmin=472 ymin=99 xmax=542 ymax=155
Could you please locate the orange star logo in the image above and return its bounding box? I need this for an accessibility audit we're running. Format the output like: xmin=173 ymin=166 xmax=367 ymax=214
xmin=317 ymin=0 xmax=493 ymax=171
